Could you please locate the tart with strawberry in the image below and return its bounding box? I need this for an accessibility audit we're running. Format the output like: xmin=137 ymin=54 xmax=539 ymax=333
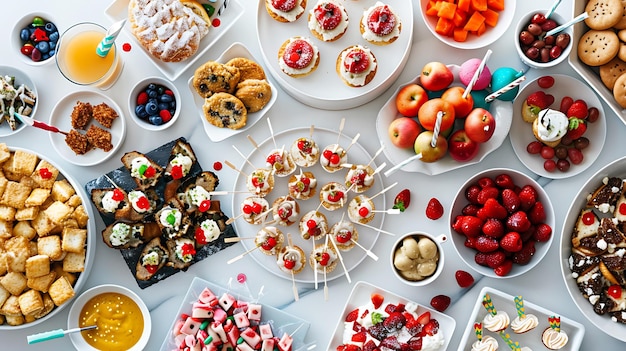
xmin=320 ymin=181 xmax=348 ymax=211
xmin=532 ymin=108 xmax=568 ymax=148
xmin=345 ymin=164 xmax=375 ymax=193
xmin=521 ymin=91 xmax=554 ymax=123
xmin=348 ymin=194 xmax=375 ymax=224
xmin=246 ymin=168 xmax=275 ymax=197
xmin=265 ymin=147 xmax=296 ymax=177
xmin=290 ymin=135 xmax=320 ymax=167
xmin=320 ymin=144 xmax=347 ymax=173
xmin=308 ymin=0 xmax=349 ymax=42
xmin=254 ymin=226 xmax=285 ymax=256
xmin=309 ymin=242 xmax=338 ymax=273
xmin=336 ymin=44 xmax=378 ymax=87
xmin=360 ymin=2 xmax=402 ymax=45
xmin=299 ymin=210 xmax=329 ymax=240
xmin=91 ymin=187 xmax=130 ymax=219
xmin=330 ymin=220 xmax=358 ymax=251
xmin=278 ymin=36 xmax=320 ymax=78
xmin=164 ymin=139 xmax=197 ymax=181
xmin=277 ymin=243 xmax=306 ymax=274
xmin=272 ymin=195 xmax=300 ymax=226
xmin=288 ymin=170 xmax=318 ymax=200
xmin=265 ymin=0 xmax=307 ymax=23
xmin=241 ymin=196 xmax=271 ymax=225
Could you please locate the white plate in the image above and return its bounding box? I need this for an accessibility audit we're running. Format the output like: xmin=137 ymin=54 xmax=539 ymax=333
xmin=159 ymin=277 xmax=310 ymax=351
xmin=188 ymin=42 xmax=278 ymax=142
xmin=327 ymin=281 xmax=456 ymax=350
xmin=49 ymin=90 xmax=126 ymax=167
xmin=0 ymin=146 xmax=96 ymax=330
xmin=0 ymin=65 xmax=38 ymax=137
xmin=232 ymin=126 xmax=386 ymax=284
xmin=459 ymin=287 xmax=584 ymax=350
xmin=256 ymin=0 xmax=413 ymax=110
xmin=560 ymin=157 xmax=626 ymax=342
xmin=418 ymin=0 xmax=515 ymax=50
xmin=510 ymin=74 xmax=606 ymax=179
xmin=375 ymin=65 xmax=513 ymax=175
xmin=104 ymin=0 xmax=244 ymax=81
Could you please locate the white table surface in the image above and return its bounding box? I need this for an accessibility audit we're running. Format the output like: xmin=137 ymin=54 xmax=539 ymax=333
xmin=1 ymin=0 xmax=625 ymax=350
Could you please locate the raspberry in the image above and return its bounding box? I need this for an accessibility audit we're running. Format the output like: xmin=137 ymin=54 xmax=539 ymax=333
xmin=528 ymin=201 xmax=547 ymax=224
xmin=475 ymin=235 xmax=499 ymax=253
xmin=477 ymin=198 xmax=508 ymax=220
xmin=482 ymin=218 xmax=504 ymax=238
xmin=452 ymin=215 xmax=465 ymax=234
xmin=506 ymin=211 xmax=531 ymax=232
xmin=465 ymin=184 xmax=482 ymax=204
xmin=462 ymin=203 xmax=480 ymax=216
xmin=475 ymin=252 xmax=489 ymax=266
xmin=455 ymin=270 xmax=475 ymax=288
xmin=461 ymin=216 xmax=483 ymax=237
xmin=477 ymin=176 xmax=495 ymax=188
xmin=495 ymin=173 xmax=515 ymax=189
xmin=485 ymin=250 xmax=506 ymax=268
xmin=518 ymin=185 xmax=538 ymax=210
xmin=477 ymin=186 xmax=500 ymax=204
xmin=425 ymin=197 xmax=444 ymax=220
xmin=512 ymin=241 xmax=536 ymax=265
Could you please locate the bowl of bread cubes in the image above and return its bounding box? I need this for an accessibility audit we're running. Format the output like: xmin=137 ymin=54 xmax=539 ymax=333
xmin=0 ymin=143 xmax=95 ymax=329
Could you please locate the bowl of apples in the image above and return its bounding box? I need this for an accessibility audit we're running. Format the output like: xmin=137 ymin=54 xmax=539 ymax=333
xmin=375 ymin=61 xmax=514 ymax=175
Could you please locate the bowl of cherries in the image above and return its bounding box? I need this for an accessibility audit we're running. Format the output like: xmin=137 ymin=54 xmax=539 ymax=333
xmin=515 ymin=10 xmax=572 ymax=69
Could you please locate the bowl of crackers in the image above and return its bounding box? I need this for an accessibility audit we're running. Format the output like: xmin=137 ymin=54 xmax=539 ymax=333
xmin=0 ymin=144 xmax=95 ymax=329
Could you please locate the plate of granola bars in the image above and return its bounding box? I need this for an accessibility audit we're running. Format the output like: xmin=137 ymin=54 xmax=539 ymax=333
xmin=49 ymin=90 xmax=126 ymax=167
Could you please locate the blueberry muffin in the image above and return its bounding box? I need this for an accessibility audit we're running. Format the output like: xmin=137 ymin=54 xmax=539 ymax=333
xmin=235 ymin=79 xmax=272 ymax=113
xmin=202 ymin=92 xmax=247 ymax=130
xmin=192 ymin=61 xmax=241 ymax=98
xmin=225 ymin=57 xmax=266 ymax=81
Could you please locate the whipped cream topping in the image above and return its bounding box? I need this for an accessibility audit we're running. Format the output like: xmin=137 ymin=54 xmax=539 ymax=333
xmin=278 ymin=37 xmax=319 ymax=75
xmin=348 ymin=195 xmax=374 ymax=223
xmin=198 ymin=219 xmax=221 ymax=242
xmin=159 ymin=206 xmax=182 ymax=230
xmin=130 ymin=156 xmax=152 ymax=179
xmin=265 ymin=148 xmax=295 ymax=176
xmin=273 ymin=197 xmax=299 ymax=224
xmin=101 ymin=190 xmax=122 ymax=213
xmin=168 ymin=153 xmax=193 ymax=178
xmin=290 ymin=137 xmax=319 ymax=167
xmin=308 ymin=0 xmax=349 ymax=41
xmin=299 ymin=210 xmax=329 ymax=239
xmin=346 ymin=165 xmax=374 ymax=191
xmin=338 ymin=45 xmax=377 ymax=86
xmin=247 ymin=168 xmax=274 ymax=195
xmin=536 ymin=109 xmax=568 ymax=143
xmin=321 ymin=182 xmax=347 ymax=205
xmin=267 ymin=0 xmax=306 ymax=22
xmin=542 ymin=328 xmax=568 ymax=349
xmin=277 ymin=246 xmax=304 ymax=272
xmin=321 ymin=144 xmax=347 ymax=170
xmin=361 ymin=2 xmax=401 ymax=43
xmin=471 ymin=335 xmax=499 ymax=351
xmin=482 ymin=311 xmax=510 ymax=332
xmin=128 ymin=190 xmax=150 ymax=213
xmin=511 ymin=313 xmax=539 ymax=334
xmin=255 ymin=226 xmax=283 ymax=254
xmin=185 ymin=185 xmax=211 ymax=207
xmin=110 ymin=222 xmax=131 ymax=247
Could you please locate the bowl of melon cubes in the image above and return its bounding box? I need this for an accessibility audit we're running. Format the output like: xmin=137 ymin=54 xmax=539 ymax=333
xmin=419 ymin=0 xmax=516 ymax=49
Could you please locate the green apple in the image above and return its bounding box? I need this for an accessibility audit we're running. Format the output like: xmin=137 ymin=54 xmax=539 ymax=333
xmin=413 ymin=131 xmax=448 ymax=163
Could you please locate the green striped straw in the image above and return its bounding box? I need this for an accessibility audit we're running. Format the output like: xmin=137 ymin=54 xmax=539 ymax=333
xmin=514 ymin=295 xmax=525 ymax=319
xmin=96 ymin=19 xmax=126 ymax=57
xmin=499 ymin=331 xmax=521 ymax=351
xmin=482 ymin=293 xmax=497 ymax=315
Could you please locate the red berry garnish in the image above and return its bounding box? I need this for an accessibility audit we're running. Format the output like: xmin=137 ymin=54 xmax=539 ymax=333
xmin=111 ymin=188 xmax=124 ymax=201
xmin=430 ymin=295 xmax=451 ymax=312
xmin=608 ymin=284 xmax=622 ymax=299
xmin=199 ymin=200 xmax=211 ymax=213
xmin=39 ymin=167 xmax=52 ymax=179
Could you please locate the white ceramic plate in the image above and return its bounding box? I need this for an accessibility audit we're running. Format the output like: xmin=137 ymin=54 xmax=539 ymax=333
xmin=160 ymin=277 xmax=310 ymax=351
xmin=459 ymin=287 xmax=584 ymax=350
xmin=231 ymin=126 xmax=386 ymax=284
xmin=188 ymin=42 xmax=278 ymax=142
xmin=327 ymin=281 xmax=456 ymax=350
xmin=256 ymin=0 xmax=413 ymax=110
xmin=49 ymin=90 xmax=126 ymax=167
xmin=68 ymin=284 xmax=151 ymax=351
xmin=0 ymin=146 xmax=96 ymax=330
xmin=0 ymin=65 xmax=38 ymax=137
xmin=560 ymin=156 xmax=626 ymax=342
xmin=104 ymin=0 xmax=243 ymax=81
xmin=375 ymin=65 xmax=513 ymax=175
xmin=418 ymin=0 xmax=515 ymax=50
xmin=510 ymin=74 xmax=606 ymax=179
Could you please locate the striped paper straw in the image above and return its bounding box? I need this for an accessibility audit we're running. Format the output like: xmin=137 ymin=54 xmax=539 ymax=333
xmin=96 ymin=19 xmax=126 ymax=58
xmin=485 ymin=75 xmax=526 ymax=103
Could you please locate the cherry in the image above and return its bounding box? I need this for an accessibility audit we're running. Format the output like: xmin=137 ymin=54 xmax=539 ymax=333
xmin=358 ymin=206 xmax=370 ymax=218
xmin=307 ymin=219 xmax=317 ymax=229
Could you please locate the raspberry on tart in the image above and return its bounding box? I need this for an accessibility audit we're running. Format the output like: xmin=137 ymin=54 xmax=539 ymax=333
xmin=336 ymin=45 xmax=378 ymax=87
xmin=265 ymin=0 xmax=307 ymax=23
xmin=278 ymin=36 xmax=320 ymax=78
xmin=308 ymin=0 xmax=349 ymax=42
xmin=360 ymin=2 xmax=402 ymax=45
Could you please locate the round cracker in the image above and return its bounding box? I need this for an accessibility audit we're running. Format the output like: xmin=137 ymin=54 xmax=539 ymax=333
xmin=578 ymin=29 xmax=620 ymax=66
xmin=600 ymin=56 xmax=626 ymax=89
xmin=612 ymin=72 xmax=626 ymax=107
xmin=585 ymin=0 xmax=623 ymax=30
xmin=614 ymin=0 xmax=626 ymax=29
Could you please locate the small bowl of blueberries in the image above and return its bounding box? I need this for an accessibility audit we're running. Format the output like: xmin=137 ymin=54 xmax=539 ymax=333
xmin=12 ymin=13 xmax=60 ymax=66
xmin=515 ymin=10 xmax=572 ymax=69
xmin=129 ymin=76 xmax=180 ymax=131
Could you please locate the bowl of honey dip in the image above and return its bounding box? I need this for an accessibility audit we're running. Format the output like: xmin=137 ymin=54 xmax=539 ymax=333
xmin=67 ymin=284 xmax=151 ymax=351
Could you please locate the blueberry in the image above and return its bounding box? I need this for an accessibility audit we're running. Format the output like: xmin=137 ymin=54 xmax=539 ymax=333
xmin=147 ymin=89 xmax=158 ymax=99
xmin=148 ymin=83 xmax=156 ymax=90
xmin=149 ymin=116 xmax=163 ymax=125
xmin=159 ymin=94 xmax=173 ymax=103
xmin=20 ymin=28 xmax=30 ymax=41
xmin=48 ymin=49 xmax=55 ymax=57
xmin=49 ymin=41 xmax=56 ymax=50
xmin=48 ymin=31 xmax=59 ymax=43
xmin=44 ymin=22 xmax=56 ymax=32
xmin=145 ymin=101 xmax=158 ymax=115
xmin=158 ymin=102 xmax=169 ymax=111
xmin=42 ymin=53 xmax=50 ymax=60
xmin=36 ymin=41 xmax=50 ymax=53
xmin=170 ymin=100 xmax=176 ymax=109
xmin=135 ymin=105 xmax=148 ymax=119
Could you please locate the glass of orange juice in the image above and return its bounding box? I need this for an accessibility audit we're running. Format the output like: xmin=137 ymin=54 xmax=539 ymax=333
xmin=55 ymin=22 xmax=123 ymax=90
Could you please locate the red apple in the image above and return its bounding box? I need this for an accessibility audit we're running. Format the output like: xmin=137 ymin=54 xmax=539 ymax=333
xmin=448 ymin=129 xmax=480 ymax=162
xmin=465 ymin=108 xmax=496 ymax=143
xmin=395 ymin=83 xmax=428 ymax=117
xmin=388 ymin=117 xmax=421 ymax=149
xmin=418 ymin=98 xmax=455 ymax=132
xmin=413 ymin=131 xmax=448 ymax=163
xmin=420 ymin=61 xmax=454 ymax=92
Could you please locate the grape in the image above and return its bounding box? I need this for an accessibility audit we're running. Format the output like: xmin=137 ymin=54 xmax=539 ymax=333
xmin=574 ymin=137 xmax=589 ymax=150
xmin=526 ymin=141 xmax=542 ymax=154
xmin=568 ymin=148 xmax=584 ymax=164
xmin=544 ymin=159 xmax=556 ymax=172
xmin=540 ymin=145 xmax=555 ymax=159
xmin=557 ymin=159 xmax=570 ymax=172
xmin=587 ymin=107 xmax=600 ymax=123
xmin=554 ymin=145 xmax=568 ymax=159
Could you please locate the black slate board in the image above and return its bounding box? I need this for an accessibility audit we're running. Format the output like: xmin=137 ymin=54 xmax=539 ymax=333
xmin=84 ymin=137 xmax=237 ymax=289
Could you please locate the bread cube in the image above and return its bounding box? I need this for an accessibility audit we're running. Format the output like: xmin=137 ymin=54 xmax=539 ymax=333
xmin=25 ymin=188 xmax=50 ymax=207
xmin=0 ymin=205 xmax=16 ymax=221
xmin=48 ymin=276 xmax=75 ymax=306
xmin=62 ymin=252 xmax=85 ymax=273
xmin=0 ymin=271 xmax=27 ymax=296
xmin=62 ymin=228 xmax=87 ymax=253
xmin=32 ymin=211 xmax=57 ymax=236
xmin=0 ymin=181 xmax=31 ymax=209
xmin=37 ymin=235 xmax=63 ymax=261
xmin=27 ymin=272 xmax=56 ymax=293
xmin=1 ymin=295 xmax=22 ymax=316
xmin=31 ymin=160 xmax=59 ymax=189
xmin=43 ymin=201 xmax=72 ymax=225
xmin=18 ymin=289 xmax=44 ymax=315
xmin=15 ymin=206 xmax=38 ymax=221
xmin=51 ymin=179 xmax=75 ymax=203
xmin=12 ymin=221 xmax=36 ymax=240
xmin=25 ymin=255 xmax=50 ymax=278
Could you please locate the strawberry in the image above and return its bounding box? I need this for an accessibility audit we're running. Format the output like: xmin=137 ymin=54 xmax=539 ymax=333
xmin=461 ymin=216 xmax=483 ymax=237
xmin=533 ymin=223 xmax=552 ymax=242
xmin=485 ymin=250 xmax=506 ymax=268
xmin=501 ymin=188 xmax=521 ymax=213
xmin=362 ymin=340 xmax=379 ymax=351
xmin=452 ymin=215 xmax=466 ymax=234
xmin=421 ymin=319 xmax=440 ymax=336
xmin=518 ymin=185 xmax=538 ymax=210
xmin=500 ymin=232 xmax=523 ymax=252
xmin=506 ymin=211 xmax=531 ymax=232
xmin=392 ymin=189 xmax=411 ymax=212
xmin=462 ymin=203 xmax=480 ymax=216
xmin=559 ymin=96 xmax=574 ymax=113
xmin=385 ymin=303 xmax=405 ymax=314
xmin=482 ymin=218 xmax=504 ymax=238
xmin=477 ymin=198 xmax=508 ymax=220
xmin=567 ymin=117 xmax=587 ymax=140
xmin=465 ymin=184 xmax=482 ymax=204
xmin=475 ymin=252 xmax=489 ymax=266
xmin=380 ymin=335 xmax=402 ymax=350
xmin=475 ymin=235 xmax=499 ymax=252
xmin=426 ymin=197 xmax=444 ymax=220
xmin=494 ymin=259 xmax=514 ymax=276
xmin=337 ymin=344 xmax=361 ymax=351
xmin=455 ymin=270 xmax=475 ymax=288
xmin=477 ymin=187 xmax=499 ymax=204
xmin=416 ymin=311 xmax=431 ymax=325
xmin=495 ymin=173 xmax=515 ymax=189
xmin=526 ymin=91 xmax=554 ymax=109
xmin=430 ymin=295 xmax=451 ymax=312
xmin=566 ymin=99 xmax=588 ymax=119
xmin=528 ymin=201 xmax=547 ymax=224
xmin=351 ymin=331 xmax=367 ymax=343
xmin=464 ymin=236 xmax=477 ymax=249
xmin=513 ymin=240 xmax=536 ymax=265
xmin=371 ymin=293 xmax=384 ymax=309
xmin=477 ymin=176 xmax=495 ymax=189
xmin=383 ymin=312 xmax=406 ymax=331
xmin=407 ymin=336 xmax=423 ymax=350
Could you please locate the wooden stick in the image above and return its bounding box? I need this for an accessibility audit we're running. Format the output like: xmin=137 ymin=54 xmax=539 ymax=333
xmin=286 ymin=233 xmax=299 ymax=301
xmin=224 ymin=236 xmax=255 ymax=243
xmin=225 ymin=160 xmax=247 ymax=177
xmin=232 ymin=145 xmax=256 ymax=169
xmin=267 ymin=118 xmax=277 ymax=149
xmin=344 ymin=133 xmax=361 ymax=153
xmin=370 ymin=181 xmax=398 ymax=200
xmin=335 ymin=118 xmax=345 ymax=146
xmin=372 ymin=162 xmax=387 ymax=175
xmin=227 ymin=245 xmax=259 ymax=264
xmin=309 ymin=124 xmax=315 ymax=138
xmin=383 ymin=154 xmax=422 ymax=177
xmin=354 ymin=221 xmax=396 ymax=236
xmin=103 ymin=174 xmax=122 ymax=189
xmin=329 ymin=235 xmax=351 ymax=283
xmin=367 ymin=145 xmax=385 ymax=167
xmin=372 ymin=208 xmax=401 ymax=214
xmin=247 ymin=135 xmax=259 ymax=149
xmin=351 ymin=238 xmax=379 ymax=261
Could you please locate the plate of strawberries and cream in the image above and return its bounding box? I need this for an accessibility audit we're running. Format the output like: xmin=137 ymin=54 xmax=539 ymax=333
xmin=257 ymin=0 xmax=413 ymax=110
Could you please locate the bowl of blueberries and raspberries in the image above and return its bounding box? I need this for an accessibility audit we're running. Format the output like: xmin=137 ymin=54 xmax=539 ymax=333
xmin=129 ymin=76 xmax=180 ymax=131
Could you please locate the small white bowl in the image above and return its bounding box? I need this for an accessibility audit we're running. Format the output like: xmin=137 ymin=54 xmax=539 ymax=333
xmin=515 ymin=11 xmax=573 ymax=69
xmin=68 ymin=284 xmax=151 ymax=351
xmin=128 ymin=76 xmax=180 ymax=131
xmin=0 ymin=65 xmax=38 ymax=137
xmin=11 ymin=12 xmax=59 ymax=66
xmin=391 ymin=231 xmax=447 ymax=286
xmin=449 ymin=168 xmax=555 ymax=278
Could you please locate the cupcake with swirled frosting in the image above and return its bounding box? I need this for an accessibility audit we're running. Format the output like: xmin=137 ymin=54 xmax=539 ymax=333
xmin=542 ymin=327 xmax=568 ymax=350
xmin=482 ymin=310 xmax=510 ymax=332
xmin=471 ymin=335 xmax=499 ymax=351
xmin=511 ymin=313 xmax=539 ymax=334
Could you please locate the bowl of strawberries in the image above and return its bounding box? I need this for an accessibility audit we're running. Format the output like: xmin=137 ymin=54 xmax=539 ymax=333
xmin=449 ymin=168 xmax=555 ymax=278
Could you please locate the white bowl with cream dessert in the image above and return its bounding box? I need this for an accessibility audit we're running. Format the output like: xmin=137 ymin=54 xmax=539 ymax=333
xmin=391 ymin=232 xmax=446 ymax=287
